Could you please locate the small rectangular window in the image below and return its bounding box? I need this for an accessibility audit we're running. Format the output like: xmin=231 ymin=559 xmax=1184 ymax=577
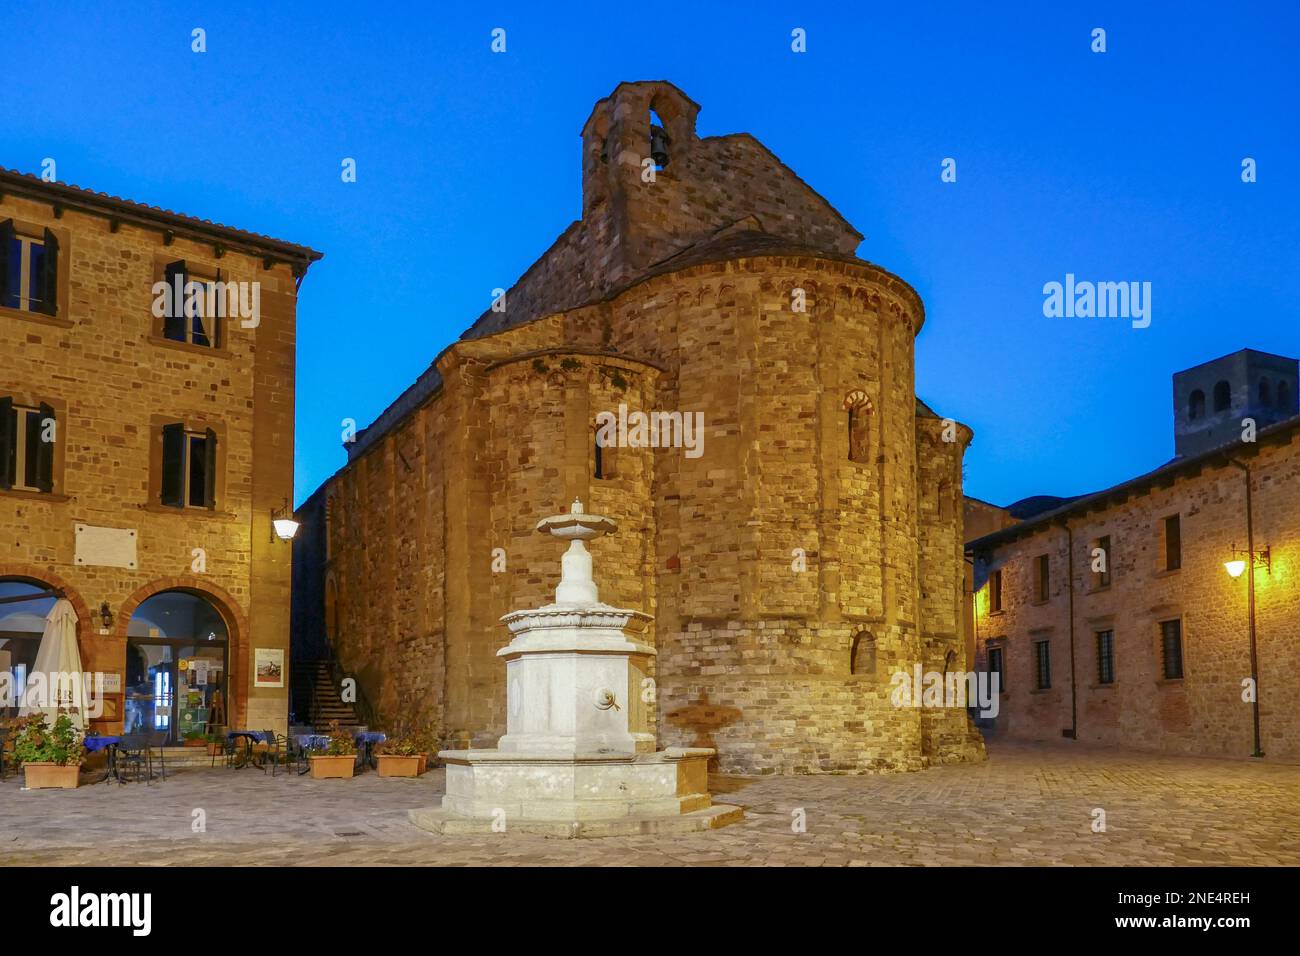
xmin=1163 ymin=515 xmax=1182 ymax=571
xmin=1035 ymin=554 xmax=1050 ymax=602
xmin=1034 ymin=640 xmax=1051 ymax=690
xmin=987 ymin=646 xmax=1005 ymax=691
xmin=1160 ymin=619 xmax=1184 ymax=679
xmin=989 ymin=569 xmax=1003 ymax=613
xmin=1096 ymin=629 xmax=1115 ymax=684
xmin=1094 ymin=535 xmax=1112 ymax=587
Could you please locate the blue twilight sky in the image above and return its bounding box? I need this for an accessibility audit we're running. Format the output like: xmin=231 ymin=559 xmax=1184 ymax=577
xmin=4 ymin=1 xmax=1297 ymax=508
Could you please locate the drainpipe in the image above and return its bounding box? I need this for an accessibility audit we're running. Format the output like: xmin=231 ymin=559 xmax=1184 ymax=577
xmin=1228 ymin=458 xmax=1265 ymax=758
xmin=1058 ymin=518 xmax=1078 ymax=740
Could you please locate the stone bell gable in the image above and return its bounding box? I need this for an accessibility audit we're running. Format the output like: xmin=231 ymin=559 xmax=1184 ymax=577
xmin=464 ymin=80 xmax=863 ymax=341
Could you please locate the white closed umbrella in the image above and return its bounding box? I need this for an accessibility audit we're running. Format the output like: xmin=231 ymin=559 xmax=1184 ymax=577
xmin=18 ymin=598 xmax=86 ymax=730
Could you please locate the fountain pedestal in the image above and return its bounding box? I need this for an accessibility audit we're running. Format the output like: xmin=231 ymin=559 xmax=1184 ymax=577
xmin=409 ymin=501 xmax=741 ymax=837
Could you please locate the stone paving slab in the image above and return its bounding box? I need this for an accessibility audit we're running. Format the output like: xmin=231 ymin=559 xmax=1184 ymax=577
xmin=1 ymin=741 xmax=1297 ymax=866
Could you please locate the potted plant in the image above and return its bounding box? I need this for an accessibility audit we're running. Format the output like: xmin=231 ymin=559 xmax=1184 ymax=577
xmin=14 ymin=713 xmax=84 ymax=789
xmin=182 ymin=729 xmax=206 ymax=748
xmin=375 ymin=733 xmax=422 ymax=778
xmin=308 ymin=721 xmax=357 ymax=779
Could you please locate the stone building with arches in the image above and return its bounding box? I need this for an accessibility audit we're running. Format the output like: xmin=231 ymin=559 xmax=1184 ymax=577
xmin=294 ymin=82 xmax=985 ymax=773
xmin=0 ymin=169 xmax=320 ymax=739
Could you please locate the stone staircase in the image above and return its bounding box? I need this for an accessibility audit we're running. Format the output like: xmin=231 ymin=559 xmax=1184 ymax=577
xmin=291 ymin=658 xmax=359 ymax=729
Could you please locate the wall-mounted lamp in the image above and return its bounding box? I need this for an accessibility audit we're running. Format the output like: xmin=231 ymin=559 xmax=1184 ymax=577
xmin=271 ymin=497 xmax=300 ymax=543
xmin=99 ymin=602 xmax=114 ymax=630
xmin=1224 ymin=544 xmax=1270 ymax=579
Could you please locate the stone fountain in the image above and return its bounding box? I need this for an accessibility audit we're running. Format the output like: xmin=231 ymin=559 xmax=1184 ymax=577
xmin=409 ymin=500 xmax=741 ymax=837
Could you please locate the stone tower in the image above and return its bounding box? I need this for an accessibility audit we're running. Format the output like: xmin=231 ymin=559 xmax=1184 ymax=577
xmin=299 ymin=81 xmax=986 ymax=774
xmin=1173 ymin=348 xmax=1298 ymax=457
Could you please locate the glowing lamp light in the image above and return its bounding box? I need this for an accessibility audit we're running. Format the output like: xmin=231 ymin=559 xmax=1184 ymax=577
xmin=273 ymin=517 xmax=300 ymax=541
xmin=1224 ymin=559 xmax=1247 ymax=579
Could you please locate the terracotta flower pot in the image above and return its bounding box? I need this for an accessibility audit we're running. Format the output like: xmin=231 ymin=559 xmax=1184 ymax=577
xmin=309 ymin=755 xmax=356 ymax=779
xmin=418 ymin=753 xmax=428 ymax=775
xmin=376 ymin=754 xmax=422 ymax=778
xmin=24 ymin=763 xmax=80 ymax=789
xmin=183 ymin=739 xmax=206 ymax=747
xmin=206 ymin=743 xmax=224 ymax=756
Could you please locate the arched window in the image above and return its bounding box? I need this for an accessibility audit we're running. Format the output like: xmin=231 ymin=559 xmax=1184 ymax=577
xmin=0 ymin=578 xmax=60 ymax=719
xmin=593 ymin=419 xmax=617 ymax=480
xmin=1188 ymin=389 xmax=1205 ymax=420
xmin=126 ymin=590 xmax=229 ymax=741
xmin=649 ymin=107 xmax=670 ymax=169
xmin=1259 ymin=379 xmax=1272 ymax=406
xmin=1278 ymin=379 xmax=1292 ymax=412
xmin=844 ymin=391 xmax=873 ymax=463
xmin=1213 ymin=380 xmax=1231 ymax=412
xmin=850 ymin=631 xmax=876 ymax=676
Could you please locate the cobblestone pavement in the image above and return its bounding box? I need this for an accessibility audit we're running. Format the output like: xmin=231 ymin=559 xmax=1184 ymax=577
xmin=2 ymin=741 xmax=1296 ymax=866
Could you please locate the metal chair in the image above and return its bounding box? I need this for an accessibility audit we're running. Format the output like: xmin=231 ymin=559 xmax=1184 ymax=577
xmin=252 ymin=730 xmax=281 ymax=776
xmin=146 ymin=731 xmax=168 ymax=781
xmin=116 ymin=733 xmax=152 ymax=784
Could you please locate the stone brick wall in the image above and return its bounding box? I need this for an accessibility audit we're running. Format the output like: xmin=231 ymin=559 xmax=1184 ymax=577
xmin=971 ymin=431 xmax=1300 ymax=761
xmin=0 ymin=185 xmax=308 ymax=735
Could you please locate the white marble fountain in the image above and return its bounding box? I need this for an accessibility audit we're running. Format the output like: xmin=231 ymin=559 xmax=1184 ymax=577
xmin=409 ymin=500 xmax=741 ymax=837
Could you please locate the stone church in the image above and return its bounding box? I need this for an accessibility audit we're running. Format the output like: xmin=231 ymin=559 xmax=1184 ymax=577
xmin=293 ymin=81 xmax=986 ymax=773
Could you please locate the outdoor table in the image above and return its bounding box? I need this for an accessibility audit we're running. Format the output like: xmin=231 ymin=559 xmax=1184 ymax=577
xmin=84 ymin=735 xmax=122 ymax=784
xmin=354 ymin=731 xmax=386 ymax=771
xmin=225 ymin=730 xmax=267 ymax=769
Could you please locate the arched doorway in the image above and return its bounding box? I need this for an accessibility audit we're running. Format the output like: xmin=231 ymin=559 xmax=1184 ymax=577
xmin=125 ymin=590 xmax=229 ymax=743
xmin=0 ymin=578 xmax=60 ymax=719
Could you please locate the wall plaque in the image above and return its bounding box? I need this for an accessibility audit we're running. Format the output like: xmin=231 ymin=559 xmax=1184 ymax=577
xmin=74 ymin=524 xmax=138 ymax=570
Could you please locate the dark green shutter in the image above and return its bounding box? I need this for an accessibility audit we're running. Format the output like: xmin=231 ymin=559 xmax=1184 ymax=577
xmin=35 ymin=402 xmax=55 ymax=493
xmin=0 ymin=220 xmax=13 ymax=305
xmin=203 ymin=428 xmax=217 ymax=508
xmin=161 ymin=422 xmax=185 ymax=507
xmin=163 ymin=260 xmax=187 ymax=339
xmin=40 ymin=228 xmax=59 ymax=316
xmin=0 ymin=396 xmax=14 ymax=490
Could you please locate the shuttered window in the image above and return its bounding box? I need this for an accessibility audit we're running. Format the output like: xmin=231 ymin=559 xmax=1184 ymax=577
xmin=161 ymin=260 xmax=221 ymax=348
xmin=161 ymin=423 xmax=217 ymax=509
xmin=0 ymin=221 xmax=59 ymax=316
xmin=0 ymin=397 xmax=55 ymax=493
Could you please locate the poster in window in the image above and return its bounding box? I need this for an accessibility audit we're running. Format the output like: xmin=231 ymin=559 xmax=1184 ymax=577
xmin=254 ymin=648 xmax=284 ymax=688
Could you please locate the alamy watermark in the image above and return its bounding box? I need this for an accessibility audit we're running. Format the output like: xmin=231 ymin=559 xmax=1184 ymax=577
xmin=595 ymin=403 xmax=705 ymax=459
xmin=890 ymin=664 xmax=1001 ymax=718
xmin=1042 ymin=273 xmax=1151 ymax=329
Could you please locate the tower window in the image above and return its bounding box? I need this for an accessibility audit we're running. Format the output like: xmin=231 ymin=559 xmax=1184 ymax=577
xmin=1259 ymin=379 xmax=1272 ymax=406
xmin=849 ymin=631 xmax=876 ymax=676
xmin=844 ymin=391 xmax=872 ymax=463
xmin=1188 ymin=389 xmax=1205 ymax=420
xmin=1213 ymin=380 xmax=1231 ymax=412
